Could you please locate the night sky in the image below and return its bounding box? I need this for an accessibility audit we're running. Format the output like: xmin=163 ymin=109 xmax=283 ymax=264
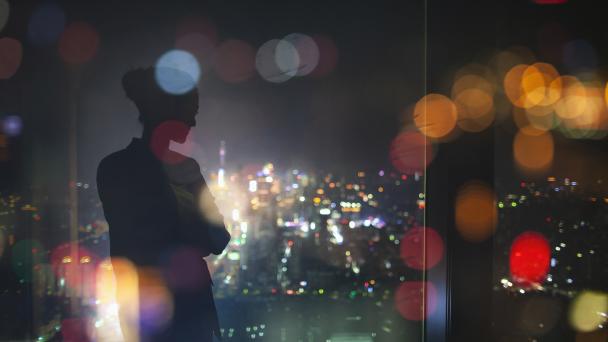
xmin=1 ymin=0 xmax=607 ymax=188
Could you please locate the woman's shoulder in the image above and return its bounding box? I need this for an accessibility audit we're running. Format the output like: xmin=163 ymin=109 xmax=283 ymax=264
xmin=97 ymin=149 xmax=132 ymax=177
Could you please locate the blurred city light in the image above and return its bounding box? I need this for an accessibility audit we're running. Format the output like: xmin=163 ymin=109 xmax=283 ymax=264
xmin=455 ymin=181 xmax=497 ymax=242
xmin=0 ymin=37 xmax=22 ymax=79
xmin=283 ymin=33 xmax=320 ymax=76
xmin=155 ymin=50 xmax=200 ymax=94
xmin=400 ymin=226 xmax=444 ymax=270
xmin=256 ymin=39 xmax=296 ymax=83
xmin=394 ymin=281 xmax=437 ymax=321
xmin=413 ymin=94 xmax=458 ymax=139
xmin=27 ymin=3 xmax=66 ymax=46
xmin=509 ymin=231 xmax=551 ymax=287
xmin=513 ymin=129 xmax=554 ymax=175
xmin=213 ymin=40 xmax=255 ymax=83
xmin=58 ymin=22 xmax=100 ymax=65
xmin=389 ymin=130 xmax=433 ymax=174
xmin=569 ymin=291 xmax=608 ymax=333
xmin=2 ymin=115 xmax=23 ymax=136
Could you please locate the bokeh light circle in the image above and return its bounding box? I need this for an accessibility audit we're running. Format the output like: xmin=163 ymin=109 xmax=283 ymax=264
xmin=519 ymin=296 xmax=562 ymax=336
xmin=138 ymin=267 xmax=174 ymax=333
xmin=455 ymin=181 xmax=497 ymax=242
xmin=175 ymin=15 xmax=217 ymax=71
xmin=504 ymin=64 xmax=543 ymax=109
xmin=523 ymin=63 xmax=562 ymax=107
xmin=50 ymin=243 xmax=98 ymax=292
xmin=569 ymin=291 xmax=608 ymax=333
xmin=451 ymin=72 xmax=496 ymax=132
xmin=283 ymin=33 xmax=319 ymax=76
xmin=256 ymin=39 xmax=293 ymax=83
xmin=559 ymin=85 xmax=608 ymax=139
xmin=27 ymin=3 xmax=66 ymax=46
xmin=150 ymin=120 xmax=192 ymax=164
xmin=394 ymin=281 xmax=438 ymax=321
xmin=11 ymin=239 xmax=46 ymax=282
xmin=513 ymin=129 xmax=554 ymax=174
xmin=389 ymin=130 xmax=433 ymax=174
xmin=0 ymin=37 xmax=22 ymax=79
xmin=554 ymin=76 xmax=586 ymax=120
xmin=509 ymin=231 xmax=551 ymax=287
xmin=275 ymin=39 xmax=300 ymax=76
xmin=513 ymin=107 xmax=557 ymax=136
xmin=400 ymin=227 xmax=444 ymax=270
xmin=310 ymin=35 xmax=338 ymax=77
xmin=58 ymin=22 xmax=100 ymax=65
xmin=175 ymin=15 xmax=218 ymax=47
xmin=2 ymin=115 xmax=23 ymax=136
xmin=155 ymin=50 xmax=200 ymax=94
xmin=176 ymin=33 xmax=215 ymax=66
xmin=213 ymin=39 xmax=255 ymax=83
xmin=105 ymin=257 xmax=140 ymax=342
xmin=454 ymin=89 xmax=495 ymax=132
xmin=413 ymin=94 xmax=458 ymax=139
xmin=0 ymin=0 xmax=9 ymax=33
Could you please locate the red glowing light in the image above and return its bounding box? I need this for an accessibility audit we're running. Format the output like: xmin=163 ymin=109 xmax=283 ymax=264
xmin=309 ymin=35 xmax=338 ymax=77
xmin=150 ymin=120 xmax=192 ymax=164
xmin=400 ymin=227 xmax=444 ymax=270
xmin=0 ymin=37 xmax=23 ymax=79
xmin=509 ymin=231 xmax=551 ymax=286
xmin=58 ymin=22 xmax=99 ymax=64
xmin=390 ymin=130 xmax=433 ymax=174
xmin=394 ymin=281 xmax=437 ymax=321
xmin=61 ymin=318 xmax=90 ymax=342
xmin=213 ymin=39 xmax=255 ymax=83
xmin=175 ymin=15 xmax=218 ymax=47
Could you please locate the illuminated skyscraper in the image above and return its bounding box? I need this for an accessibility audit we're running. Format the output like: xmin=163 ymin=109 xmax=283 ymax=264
xmin=218 ymin=140 xmax=226 ymax=188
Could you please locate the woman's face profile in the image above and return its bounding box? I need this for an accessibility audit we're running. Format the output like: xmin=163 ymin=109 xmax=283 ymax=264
xmin=146 ymin=88 xmax=199 ymax=144
xmin=169 ymin=91 xmax=198 ymax=143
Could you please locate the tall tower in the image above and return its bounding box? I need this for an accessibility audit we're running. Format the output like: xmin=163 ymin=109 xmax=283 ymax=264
xmin=219 ymin=140 xmax=226 ymax=168
xmin=218 ymin=140 xmax=226 ymax=188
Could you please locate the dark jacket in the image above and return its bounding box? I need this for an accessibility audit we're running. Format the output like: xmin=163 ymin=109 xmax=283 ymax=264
xmin=97 ymin=138 xmax=230 ymax=340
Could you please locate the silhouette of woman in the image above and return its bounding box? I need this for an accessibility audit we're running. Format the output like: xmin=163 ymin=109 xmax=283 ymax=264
xmin=97 ymin=67 xmax=230 ymax=341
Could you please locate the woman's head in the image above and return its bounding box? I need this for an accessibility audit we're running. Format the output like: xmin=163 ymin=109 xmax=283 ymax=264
xmin=122 ymin=67 xmax=199 ymax=135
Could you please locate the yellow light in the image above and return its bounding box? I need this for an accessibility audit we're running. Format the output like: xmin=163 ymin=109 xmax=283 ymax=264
xmin=62 ymin=256 xmax=72 ymax=264
xmin=504 ymin=64 xmax=536 ymax=108
xmin=455 ymin=181 xmax=497 ymax=242
xmin=513 ymin=130 xmax=554 ymax=175
xmin=451 ymin=72 xmax=496 ymax=132
xmin=414 ymin=94 xmax=458 ymax=139
xmin=569 ymin=291 xmax=608 ymax=332
xmin=554 ymin=76 xmax=586 ymax=120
